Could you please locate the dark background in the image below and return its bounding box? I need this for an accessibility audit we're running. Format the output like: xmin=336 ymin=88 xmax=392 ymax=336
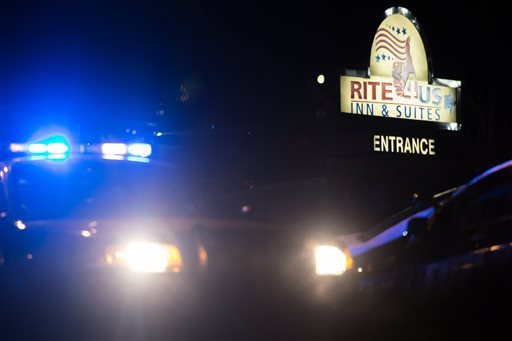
xmin=0 ymin=0 xmax=509 ymax=231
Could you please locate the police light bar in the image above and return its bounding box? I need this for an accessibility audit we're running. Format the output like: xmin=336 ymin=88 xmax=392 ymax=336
xmin=8 ymin=134 xmax=152 ymax=161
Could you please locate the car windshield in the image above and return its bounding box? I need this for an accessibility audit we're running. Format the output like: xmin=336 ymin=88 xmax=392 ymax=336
xmin=8 ymin=158 xmax=213 ymax=220
xmin=357 ymin=187 xmax=458 ymax=242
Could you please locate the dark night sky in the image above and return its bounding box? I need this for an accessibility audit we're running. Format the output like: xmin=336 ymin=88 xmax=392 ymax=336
xmin=2 ymin=1 xmax=505 ymax=136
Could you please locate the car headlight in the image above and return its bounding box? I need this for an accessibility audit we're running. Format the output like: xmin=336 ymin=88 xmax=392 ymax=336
xmin=314 ymin=245 xmax=352 ymax=276
xmin=105 ymin=241 xmax=183 ymax=274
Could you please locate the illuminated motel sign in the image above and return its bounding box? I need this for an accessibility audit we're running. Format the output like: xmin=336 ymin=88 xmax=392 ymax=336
xmin=340 ymin=7 xmax=461 ymax=155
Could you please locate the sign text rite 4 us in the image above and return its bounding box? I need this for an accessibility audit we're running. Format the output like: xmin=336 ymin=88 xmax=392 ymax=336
xmin=341 ymin=78 xmax=456 ymax=122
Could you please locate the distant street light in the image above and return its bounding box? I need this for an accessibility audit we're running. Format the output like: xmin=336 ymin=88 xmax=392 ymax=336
xmin=317 ymin=74 xmax=325 ymax=84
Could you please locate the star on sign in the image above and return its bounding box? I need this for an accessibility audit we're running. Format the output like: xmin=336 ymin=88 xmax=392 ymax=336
xmin=402 ymin=27 xmax=407 ymax=35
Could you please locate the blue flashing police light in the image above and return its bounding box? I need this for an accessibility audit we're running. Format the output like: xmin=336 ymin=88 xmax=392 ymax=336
xmin=27 ymin=136 xmax=71 ymax=156
xmin=27 ymin=143 xmax=48 ymax=154
xmin=47 ymin=142 xmax=70 ymax=154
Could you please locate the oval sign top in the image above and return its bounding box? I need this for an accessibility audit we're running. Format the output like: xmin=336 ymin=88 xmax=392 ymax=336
xmin=370 ymin=9 xmax=428 ymax=85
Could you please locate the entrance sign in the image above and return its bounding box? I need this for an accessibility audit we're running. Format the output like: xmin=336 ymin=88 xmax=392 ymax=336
xmin=340 ymin=7 xmax=461 ymax=129
xmin=373 ymin=135 xmax=435 ymax=155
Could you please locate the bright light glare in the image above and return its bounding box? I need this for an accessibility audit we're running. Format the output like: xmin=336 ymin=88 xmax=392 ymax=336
xmin=28 ymin=155 xmax=47 ymax=161
xmin=81 ymin=230 xmax=92 ymax=238
xmin=27 ymin=139 xmax=70 ymax=155
xmin=317 ymin=74 xmax=325 ymax=84
xmin=127 ymin=143 xmax=152 ymax=157
xmin=15 ymin=220 xmax=26 ymax=230
xmin=315 ymin=245 xmax=347 ymax=276
xmin=47 ymin=153 xmax=69 ymax=160
xmin=449 ymin=123 xmax=459 ymax=131
xmin=102 ymin=154 xmax=124 ymax=161
xmin=47 ymin=142 xmax=70 ymax=154
xmin=105 ymin=242 xmax=183 ymax=273
xmin=27 ymin=143 xmax=47 ymax=154
xmin=126 ymin=156 xmax=150 ymax=163
xmin=9 ymin=143 xmax=25 ymax=152
xmin=126 ymin=242 xmax=171 ymax=273
xmin=101 ymin=143 xmax=127 ymax=155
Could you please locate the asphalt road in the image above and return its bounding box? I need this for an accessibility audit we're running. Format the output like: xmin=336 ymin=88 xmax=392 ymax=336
xmin=1 ymin=272 xmax=508 ymax=340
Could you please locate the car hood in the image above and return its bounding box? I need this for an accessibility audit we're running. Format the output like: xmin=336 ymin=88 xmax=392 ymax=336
xmin=5 ymin=216 xmax=314 ymax=290
xmin=17 ymin=216 xmax=278 ymax=241
xmin=336 ymin=206 xmax=435 ymax=257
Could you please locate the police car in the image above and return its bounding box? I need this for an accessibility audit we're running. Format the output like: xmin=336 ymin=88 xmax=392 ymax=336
xmin=0 ymin=132 xmax=357 ymax=337
xmin=343 ymin=160 xmax=512 ymax=299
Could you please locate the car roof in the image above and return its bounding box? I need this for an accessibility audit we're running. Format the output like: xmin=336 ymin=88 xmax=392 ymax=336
xmin=453 ymin=159 xmax=512 ymax=197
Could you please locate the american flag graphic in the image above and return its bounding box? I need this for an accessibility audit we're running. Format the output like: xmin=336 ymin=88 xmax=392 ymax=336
xmin=375 ymin=28 xmax=407 ymax=61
